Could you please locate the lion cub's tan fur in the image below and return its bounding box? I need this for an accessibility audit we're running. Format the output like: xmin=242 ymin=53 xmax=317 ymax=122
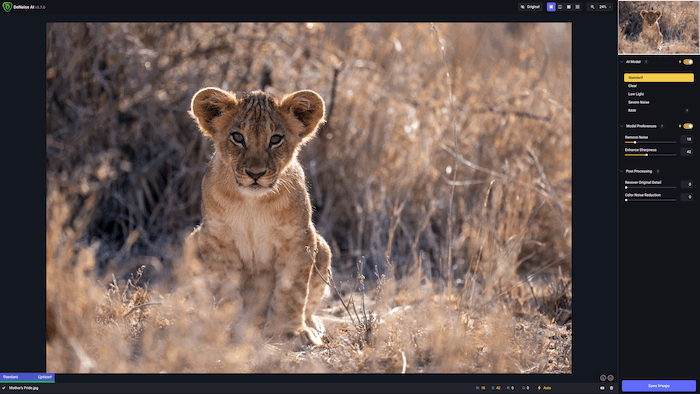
xmin=183 ymin=87 xmax=331 ymax=346
xmin=640 ymin=10 xmax=663 ymax=51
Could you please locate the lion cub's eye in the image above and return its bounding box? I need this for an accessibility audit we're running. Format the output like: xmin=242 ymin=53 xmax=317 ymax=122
xmin=269 ymin=135 xmax=283 ymax=147
xmin=231 ymin=132 xmax=245 ymax=147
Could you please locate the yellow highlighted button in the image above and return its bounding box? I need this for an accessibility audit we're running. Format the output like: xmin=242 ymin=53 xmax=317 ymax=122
xmin=682 ymin=123 xmax=693 ymax=130
xmin=624 ymin=73 xmax=694 ymax=82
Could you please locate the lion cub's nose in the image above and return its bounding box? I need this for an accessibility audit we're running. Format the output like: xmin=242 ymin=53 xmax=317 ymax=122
xmin=246 ymin=169 xmax=267 ymax=180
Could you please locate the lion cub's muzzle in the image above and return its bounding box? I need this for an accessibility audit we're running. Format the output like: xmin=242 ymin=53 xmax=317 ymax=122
xmin=246 ymin=169 xmax=267 ymax=181
xmin=236 ymin=168 xmax=277 ymax=190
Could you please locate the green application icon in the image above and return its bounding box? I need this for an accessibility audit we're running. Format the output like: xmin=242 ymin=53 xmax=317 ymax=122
xmin=2 ymin=2 xmax=12 ymax=12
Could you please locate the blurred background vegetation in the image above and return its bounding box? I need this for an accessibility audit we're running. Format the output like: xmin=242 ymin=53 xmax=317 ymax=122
xmin=46 ymin=22 xmax=572 ymax=373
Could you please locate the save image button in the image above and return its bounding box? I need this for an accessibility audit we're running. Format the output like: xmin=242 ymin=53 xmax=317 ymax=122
xmin=621 ymin=380 xmax=696 ymax=392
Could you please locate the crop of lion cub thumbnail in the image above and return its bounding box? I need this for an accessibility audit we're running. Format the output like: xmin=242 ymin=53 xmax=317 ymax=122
xmin=618 ymin=1 xmax=700 ymax=54
xmin=46 ymin=22 xmax=572 ymax=373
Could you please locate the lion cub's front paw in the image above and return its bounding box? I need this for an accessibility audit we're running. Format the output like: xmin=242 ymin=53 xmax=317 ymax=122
xmin=263 ymin=323 xmax=324 ymax=347
xmin=298 ymin=326 xmax=324 ymax=347
xmin=306 ymin=315 xmax=325 ymax=336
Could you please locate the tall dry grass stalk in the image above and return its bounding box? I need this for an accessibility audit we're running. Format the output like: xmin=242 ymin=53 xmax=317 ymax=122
xmin=47 ymin=22 xmax=572 ymax=373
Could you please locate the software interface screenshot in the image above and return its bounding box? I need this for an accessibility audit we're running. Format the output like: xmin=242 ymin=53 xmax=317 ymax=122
xmin=0 ymin=1 xmax=697 ymax=393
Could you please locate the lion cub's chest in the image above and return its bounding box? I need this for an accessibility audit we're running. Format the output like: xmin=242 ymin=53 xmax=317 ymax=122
xmin=642 ymin=23 xmax=660 ymax=36
xmin=208 ymin=201 xmax=287 ymax=272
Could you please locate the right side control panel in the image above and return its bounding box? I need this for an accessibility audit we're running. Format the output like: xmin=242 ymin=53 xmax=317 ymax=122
xmin=618 ymin=48 xmax=698 ymax=382
xmin=620 ymin=57 xmax=695 ymax=204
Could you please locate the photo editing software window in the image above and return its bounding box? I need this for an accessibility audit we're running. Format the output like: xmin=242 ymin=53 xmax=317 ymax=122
xmin=0 ymin=1 xmax=697 ymax=393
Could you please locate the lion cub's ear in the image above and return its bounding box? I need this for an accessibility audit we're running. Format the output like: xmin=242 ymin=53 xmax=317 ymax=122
xmin=654 ymin=10 xmax=662 ymax=18
xmin=640 ymin=10 xmax=648 ymax=17
xmin=190 ymin=87 xmax=238 ymax=138
xmin=280 ymin=90 xmax=326 ymax=142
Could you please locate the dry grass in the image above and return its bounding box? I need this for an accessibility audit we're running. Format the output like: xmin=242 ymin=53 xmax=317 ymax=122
xmin=619 ymin=1 xmax=700 ymax=54
xmin=46 ymin=22 xmax=572 ymax=373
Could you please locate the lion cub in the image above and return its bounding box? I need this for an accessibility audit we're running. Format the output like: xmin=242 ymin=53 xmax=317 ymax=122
xmin=640 ymin=10 xmax=663 ymax=51
xmin=184 ymin=87 xmax=332 ymax=346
